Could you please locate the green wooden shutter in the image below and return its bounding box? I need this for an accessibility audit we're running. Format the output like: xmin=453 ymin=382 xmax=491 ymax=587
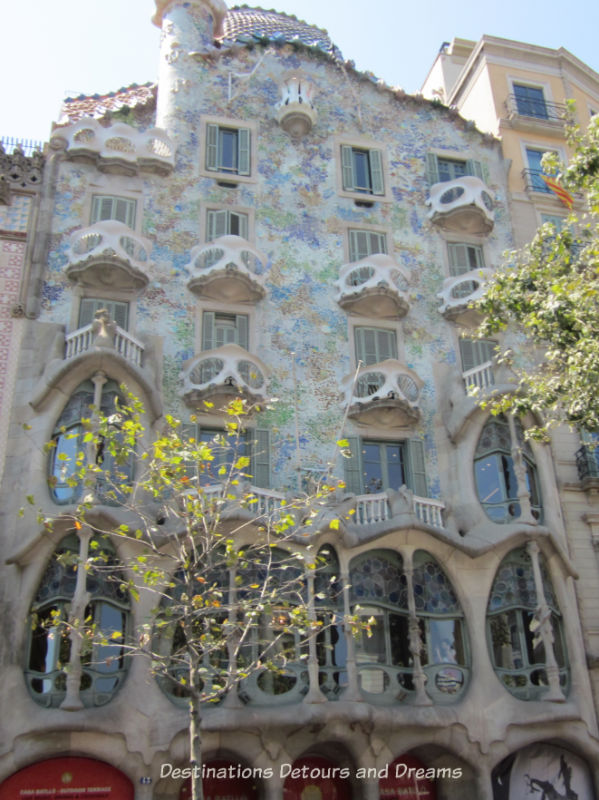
xmin=251 ymin=428 xmax=270 ymax=488
xmin=236 ymin=314 xmax=249 ymax=349
xmin=237 ymin=128 xmax=251 ymax=176
xmin=202 ymin=311 xmax=216 ymax=351
xmin=460 ymin=338 xmax=495 ymax=371
xmin=231 ymin=211 xmax=249 ymax=239
xmin=78 ymin=299 xmax=129 ymax=329
xmin=459 ymin=338 xmax=477 ymax=372
xmin=206 ymin=124 xmax=219 ymax=171
xmin=369 ymin=149 xmax=385 ymax=195
xmin=343 ymin=436 xmax=362 ymax=494
xmin=375 ymin=329 xmax=397 ymax=361
xmin=407 ymin=439 xmax=427 ymax=496
xmin=465 ymin=159 xmax=484 ymax=179
xmin=207 ymin=209 xmax=229 ymax=241
xmin=349 ymin=230 xmax=366 ymax=261
xmin=341 ymin=145 xmax=355 ymax=191
xmin=425 ymin=153 xmax=440 ymax=185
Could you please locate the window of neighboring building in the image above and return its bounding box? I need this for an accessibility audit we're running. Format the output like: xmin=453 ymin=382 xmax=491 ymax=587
xmin=343 ymin=438 xmax=427 ymax=497
xmin=348 ymin=228 xmax=388 ymax=262
xmin=425 ymin=154 xmax=484 ymax=185
xmin=206 ymin=208 xmax=249 ymax=241
xmin=26 ymin=533 xmax=130 ymax=708
xmin=525 ymin=148 xmax=557 ymax=193
xmin=340 ymin=145 xmax=385 ymax=196
xmin=91 ymin=195 xmax=136 ymax=228
xmin=205 ymin=123 xmax=251 ymax=176
xmin=350 ymin=549 xmax=468 ymax=702
xmin=78 ymin=298 xmax=129 ymax=331
xmin=201 ymin=311 xmax=249 ymax=351
xmin=540 ymin=213 xmax=566 ymax=232
xmin=487 ymin=547 xmax=568 ymax=700
xmin=354 ymin=326 xmax=397 ymax=366
xmin=474 ymin=415 xmax=542 ymax=523
xmin=513 ymin=84 xmax=548 ymax=119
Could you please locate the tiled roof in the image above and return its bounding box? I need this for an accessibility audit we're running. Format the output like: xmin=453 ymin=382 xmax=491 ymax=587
xmin=221 ymin=6 xmax=342 ymax=59
xmin=59 ymin=83 xmax=157 ymax=124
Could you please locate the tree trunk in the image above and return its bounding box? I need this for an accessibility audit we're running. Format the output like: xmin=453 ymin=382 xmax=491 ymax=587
xmin=189 ymin=662 xmax=205 ymax=800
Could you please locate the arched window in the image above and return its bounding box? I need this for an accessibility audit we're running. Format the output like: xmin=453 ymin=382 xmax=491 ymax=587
xmin=314 ymin=546 xmax=347 ymax=699
xmin=349 ymin=549 xmax=468 ymax=703
xmin=474 ymin=415 xmax=542 ymax=523
xmin=49 ymin=379 xmax=133 ymax=505
xmin=487 ymin=547 xmax=569 ymax=700
xmin=26 ymin=533 xmax=130 ymax=707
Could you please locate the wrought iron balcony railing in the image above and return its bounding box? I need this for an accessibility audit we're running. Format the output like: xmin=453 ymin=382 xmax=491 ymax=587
xmin=506 ymin=94 xmax=567 ymax=123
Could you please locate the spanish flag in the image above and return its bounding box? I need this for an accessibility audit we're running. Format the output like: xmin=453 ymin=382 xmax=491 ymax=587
xmin=541 ymin=174 xmax=574 ymax=209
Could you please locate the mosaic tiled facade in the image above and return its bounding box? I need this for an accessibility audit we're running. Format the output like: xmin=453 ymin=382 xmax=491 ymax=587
xmin=0 ymin=3 xmax=598 ymax=799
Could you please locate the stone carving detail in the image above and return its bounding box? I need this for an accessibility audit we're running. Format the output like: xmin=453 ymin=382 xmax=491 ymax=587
xmin=0 ymin=142 xmax=44 ymax=203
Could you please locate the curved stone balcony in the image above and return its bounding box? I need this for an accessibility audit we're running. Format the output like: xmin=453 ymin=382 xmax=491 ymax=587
xmin=437 ymin=268 xmax=492 ymax=321
xmin=186 ymin=235 xmax=266 ymax=304
xmin=335 ymin=254 xmax=410 ymax=318
xmin=427 ymin=176 xmax=494 ymax=235
xmin=182 ymin=344 xmax=269 ymax=410
xmin=50 ymin=118 xmax=174 ymax=176
xmin=276 ymin=73 xmax=317 ymax=138
xmin=343 ymin=360 xmax=423 ymax=427
xmin=66 ymin=221 xmax=151 ymax=291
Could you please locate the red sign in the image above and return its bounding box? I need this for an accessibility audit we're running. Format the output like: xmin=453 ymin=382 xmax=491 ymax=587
xmin=0 ymin=758 xmax=133 ymax=800
xmin=283 ymin=756 xmax=352 ymax=800
xmin=379 ymin=755 xmax=436 ymax=800
xmin=179 ymin=760 xmax=258 ymax=800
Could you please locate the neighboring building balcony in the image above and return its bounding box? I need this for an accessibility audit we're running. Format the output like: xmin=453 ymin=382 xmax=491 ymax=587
xmin=186 ymin=235 xmax=266 ymax=304
xmin=521 ymin=168 xmax=554 ymax=195
xmin=335 ymin=254 xmax=410 ymax=318
xmin=505 ymin=94 xmax=567 ymax=132
xmin=276 ymin=73 xmax=317 ymax=138
xmin=353 ymin=491 xmax=446 ymax=529
xmin=50 ymin=118 xmax=175 ymax=176
xmin=66 ymin=220 xmax=151 ymax=291
xmin=182 ymin=343 xmax=269 ymax=410
xmin=343 ymin=360 xmax=422 ymax=427
xmin=427 ymin=176 xmax=494 ymax=235
xmin=575 ymin=444 xmax=599 ymax=492
xmin=65 ymin=316 xmax=144 ymax=368
xmin=437 ymin=268 xmax=492 ymax=320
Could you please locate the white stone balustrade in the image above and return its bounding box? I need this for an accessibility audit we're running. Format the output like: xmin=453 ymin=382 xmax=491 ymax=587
xmin=462 ymin=360 xmax=495 ymax=392
xmin=51 ymin=118 xmax=175 ymax=175
xmin=353 ymin=491 xmax=445 ymax=529
xmin=276 ymin=73 xmax=317 ymax=138
xmin=413 ymin=496 xmax=445 ymax=528
xmin=335 ymin=254 xmax=410 ymax=318
xmin=427 ymin=176 xmax=495 ymax=234
xmin=64 ymin=321 xmax=144 ymax=367
xmin=437 ymin=268 xmax=492 ymax=315
xmin=186 ymin=235 xmax=266 ymax=303
xmin=182 ymin=344 xmax=269 ymax=406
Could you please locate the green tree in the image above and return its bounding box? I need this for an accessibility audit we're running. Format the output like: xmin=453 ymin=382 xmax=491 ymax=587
xmin=27 ymin=394 xmax=355 ymax=800
xmin=475 ymin=110 xmax=599 ymax=436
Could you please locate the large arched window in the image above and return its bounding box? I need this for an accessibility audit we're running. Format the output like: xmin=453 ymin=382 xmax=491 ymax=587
xmin=49 ymin=379 xmax=133 ymax=505
xmin=474 ymin=415 xmax=542 ymax=523
xmin=314 ymin=546 xmax=347 ymax=699
xmin=26 ymin=533 xmax=130 ymax=707
xmin=487 ymin=547 xmax=569 ymax=700
xmin=349 ymin=549 xmax=468 ymax=704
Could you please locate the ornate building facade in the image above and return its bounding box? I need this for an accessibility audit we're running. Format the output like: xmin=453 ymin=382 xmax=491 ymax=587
xmin=0 ymin=3 xmax=598 ymax=799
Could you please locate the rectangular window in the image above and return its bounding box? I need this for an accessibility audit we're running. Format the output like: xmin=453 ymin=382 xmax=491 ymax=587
xmin=202 ymin=311 xmax=249 ymax=351
xmin=541 ymin=214 xmax=565 ymax=232
xmin=348 ymin=229 xmax=388 ymax=262
xmin=447 ymin=243 xmax=485 ymax=276
xmin=91 ymin=195 xmax=136 ymax=228
xmin=425 ymin=154 xmax=483 ymax=185
xmin=206 ymin=209 xmax=249 ymax=241
xmin=525 ymin=148 xmax=556 ymax=193
xmin=341 ymin=145 xmax=385 ymax=196
xmin=343 ymin=438 xmax=427 ymax=496
xmin=514 ymin=84 xmax=548 ymax=119
xmin=459 ymin=338 xmax=496 ymax=373
xmin=184 ymin=426 xmax=270 ymax=488
xmin=206 ymin=124 xmax=251 ymax=176
xmin=78 ymin=298 xmax=129 ymax=330
xmin=354 ymin=326 xmax=397 ymax=366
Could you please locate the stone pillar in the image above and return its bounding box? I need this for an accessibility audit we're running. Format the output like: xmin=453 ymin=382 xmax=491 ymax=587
xmin=340 ymin=569 xmax=363 ymax=701
xmin=507 ymin=415 xmax=535 ymax=524
xmin=404 ymin=552 xmax=432 ymax=706
xmin=303 ymin=570 xmax=327 ymax=703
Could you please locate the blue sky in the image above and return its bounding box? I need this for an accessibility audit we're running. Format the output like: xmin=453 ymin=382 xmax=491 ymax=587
xmin=2 ymin=0 xmax=598 ymax=144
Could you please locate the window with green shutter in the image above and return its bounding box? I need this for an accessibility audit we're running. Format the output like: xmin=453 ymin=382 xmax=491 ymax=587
xmin=348 ymin=229 xmax=388 ymax=262
xmin=206 ymin=124 xmax=251 ymax=176
xmin=341 ymin=145 xmax=385 ymax=196
xmin=459 ymin=338 xmax=496 ymax=372
xmin=78 ymin=298 xmax=129 ymax=330
xmin=202 ymin=311 xmax=249 ymax=351
xmin=91 ymin=195 xmax=136 ymax=228
xmin=191 ymin=426 xmax=270 ymax=488
xmin=447 ymin=243 xmax=485 ymax=276
xmin=343 ymin=438 xmax=427 ymax=496
xmin=425 ymin=154 xmax=484 ymax=185
xmin=354 ymin=327 xmax=397 ymax=366
xmin=206 ymin=209 xmax=249 ymax=241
